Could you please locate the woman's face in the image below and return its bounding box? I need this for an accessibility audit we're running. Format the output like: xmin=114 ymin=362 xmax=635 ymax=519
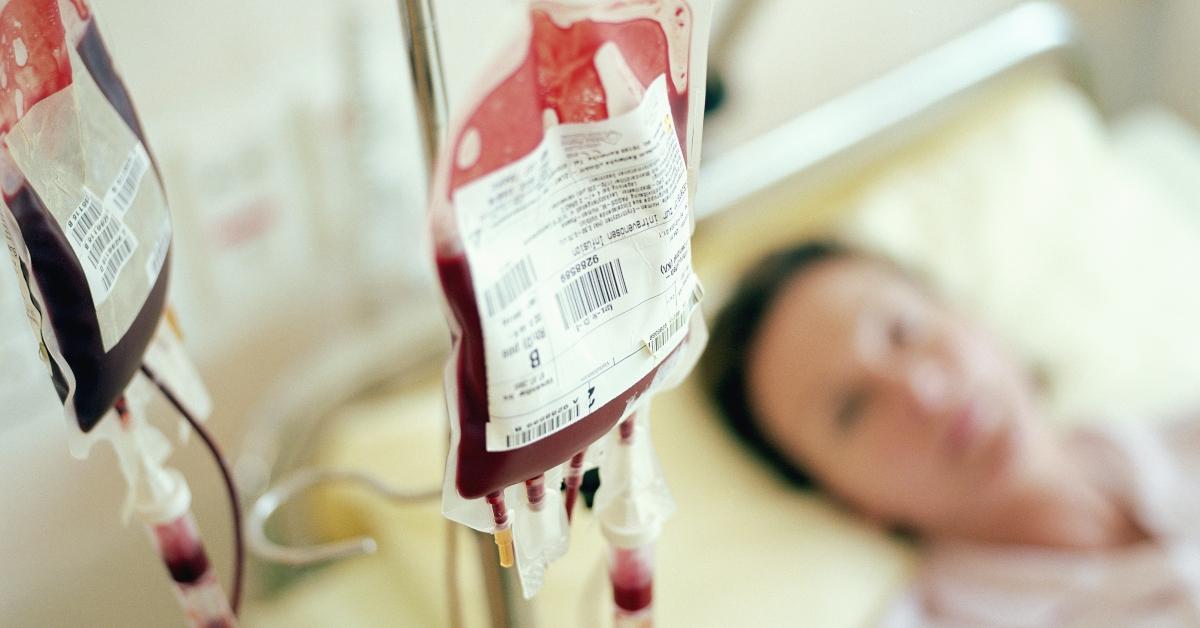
xmin=747 ymin=257 xmax=1042 ymax=531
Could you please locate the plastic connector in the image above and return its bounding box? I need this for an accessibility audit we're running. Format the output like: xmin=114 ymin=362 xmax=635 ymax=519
xmin=494 ymin=525 xmax=515 ymax=568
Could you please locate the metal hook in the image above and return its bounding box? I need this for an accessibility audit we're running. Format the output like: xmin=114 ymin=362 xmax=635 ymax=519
xmin=247 ymin=467 xmax=439 ymax=566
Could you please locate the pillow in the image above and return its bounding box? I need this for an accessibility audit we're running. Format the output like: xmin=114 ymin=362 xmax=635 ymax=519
xmin=839 ymin=76 xmax=1200 ymax=426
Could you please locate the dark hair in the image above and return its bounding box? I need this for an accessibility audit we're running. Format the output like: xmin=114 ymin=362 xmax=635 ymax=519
xmin=698 ymin=241 xmax=850 ymax=490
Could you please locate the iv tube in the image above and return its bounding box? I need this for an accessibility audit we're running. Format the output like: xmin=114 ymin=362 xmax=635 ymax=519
xmin=606 ymin=415 xmax=656 ymax=627
xmin=485 ymin=490 xmax=515 ymax=568
xmin=524 ymin=474 xmax=547 ymax=511
xmin=619 ymin=418 xmax=635 ymax=444
xmin=563 ymin=449 xmax=587 ymax=522
xmin=114 ymin=397 xmax=239 ymax=627
xmin=148 ymin=512 xmax=238 ymax=628
xmin=140 ymin=364 xmax=245 ymax=613
xmin=610 ymin=544 xmax=655 ymax=628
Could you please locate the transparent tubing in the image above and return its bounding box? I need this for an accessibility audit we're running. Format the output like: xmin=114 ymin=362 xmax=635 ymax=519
xmin=610 ymin=543 xmax=655 ymax=627
xmin=609 ymin=417 xmax=653 ymax=626
xmin=485 ymin=490 xmax=515 ymax=568
xmin=148 ymin=512 xmax=238 ymax=628
xmin=524 ymin=474 xmax=547 ymax=511
xmin=139 ymin=364 xmax=245 ymax=613
xmin=115 ymin=389 xmax=240 ymax=628
xmin=563 ymin=450 xmax=587 ymax=522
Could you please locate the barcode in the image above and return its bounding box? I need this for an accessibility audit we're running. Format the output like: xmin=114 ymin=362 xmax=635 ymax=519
xmin=66 ymin=193 xmax=104 ymax=243
xmin=87 ymin=212 xmax=124 ymax=268
xmin=485 ymin=256 xmax=535 ymax=316
xmin=99 ymin=231 xmax=136 ymax=292
xmin=647 ymin=309 xmax=688 ymax=354
xmin=505 ymin=402 xmax=581 ymax=448
xmin=106 ymin=145 xmax=150 ymax=215
xmin=555 ymin=259 xmax=628 ymax=327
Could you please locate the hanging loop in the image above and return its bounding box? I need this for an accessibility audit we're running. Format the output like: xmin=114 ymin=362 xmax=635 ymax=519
xmin=247 ymin=467 xmax=439 ymax=566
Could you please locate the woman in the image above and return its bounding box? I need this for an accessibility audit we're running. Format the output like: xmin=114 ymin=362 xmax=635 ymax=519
xmin=700 ymin=241 xmax=1200 ymax=626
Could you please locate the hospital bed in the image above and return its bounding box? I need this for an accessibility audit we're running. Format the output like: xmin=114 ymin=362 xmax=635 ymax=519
xmin=239 ymin=2 xmax=1200 ymax=626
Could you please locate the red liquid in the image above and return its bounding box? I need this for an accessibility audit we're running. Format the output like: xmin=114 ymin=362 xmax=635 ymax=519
xmin=439 ymin=253 xmax=673 ymax=498
xmin=524 ymin=474 xmax=546 ymax=510
xmin=440 ymin=9 xmax=691 ymax=500
xmin=563 ymin=449 xmax=586 ymax=521
xmin=150 ymin=514 xmax=237 ymax=627
xmin=611 ymin=547 xmax=654 ymax=612
xmin=613 ymin=582 xmax=654 ymax=613
xmin=152 ymin=516 xmax=213 ymax=585
xmin=1 ymin=4 xmax=168 ymax=431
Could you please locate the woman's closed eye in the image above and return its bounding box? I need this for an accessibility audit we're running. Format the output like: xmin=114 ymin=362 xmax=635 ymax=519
xmin=836 ymin=388 xmax=870 ymax=432
xmin=888 ymin=310 xmax=927 ymax=351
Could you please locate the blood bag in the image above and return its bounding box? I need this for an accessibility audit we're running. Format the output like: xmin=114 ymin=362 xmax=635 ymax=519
xmin=430 ymin=0 xmax=711 ymax=595
xmin=0 ymin=3 xmax=236 ymax=625
xmin=0 ymin=0 xmax=207 ymax=433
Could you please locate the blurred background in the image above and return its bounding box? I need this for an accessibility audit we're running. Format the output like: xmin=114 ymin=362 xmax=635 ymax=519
xmin=2 ymin=0 xmax=1200 ymax=626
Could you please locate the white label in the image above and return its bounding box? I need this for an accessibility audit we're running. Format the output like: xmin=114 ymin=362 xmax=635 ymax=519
xmin=145 ymin=219 xmax=171 ymax=284
xmin=454 ymin=75 xmax=698 ymax=451
xmin=64 ymin=187 xmax=139 ymax=303
xmin=104 ymin=143 xmax=150 ymax=216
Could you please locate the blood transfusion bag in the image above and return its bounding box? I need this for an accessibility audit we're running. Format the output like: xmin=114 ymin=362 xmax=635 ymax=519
xmin=0 ymin=0 xmax=170 ymax=432
xmin=0 ymin=2 xmax=236 ymax=625
xmin=430 ymin=0 xmax=711 ymax=597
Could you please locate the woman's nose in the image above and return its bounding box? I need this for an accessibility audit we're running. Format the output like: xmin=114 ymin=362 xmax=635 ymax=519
xmin=883 ymin=358 xmax=951 ymax=420
xmin=910 ymin=359 xmax=951 ymax=413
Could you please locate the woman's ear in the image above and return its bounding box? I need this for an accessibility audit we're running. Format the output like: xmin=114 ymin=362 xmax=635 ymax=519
xmin=835 ymin=492 xmax=896 ymax=531
xmin=857 ymin=506 xmax=919 ymax=542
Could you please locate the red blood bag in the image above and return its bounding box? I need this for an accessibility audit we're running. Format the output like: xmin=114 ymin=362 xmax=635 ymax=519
xmin=430 ymin=0 xmax=711 ymax=595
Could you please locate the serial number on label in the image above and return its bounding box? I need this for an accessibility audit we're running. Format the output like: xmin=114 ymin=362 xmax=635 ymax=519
xmin=560 ymin=254 xmax=600 ymax=284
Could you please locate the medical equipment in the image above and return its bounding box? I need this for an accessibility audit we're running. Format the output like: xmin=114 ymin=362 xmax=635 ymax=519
xmin=0 ymin=2 xmax=241 ymax=625
xmin=564 ymin=448 xmax=587 ymax=521
xmin=238 ymin=0 xmax=711 ymax=623
xmin=429 ymin=0 xmax=711 ymax=605
xmin=593 ymin=409 xmax=673 ymax=627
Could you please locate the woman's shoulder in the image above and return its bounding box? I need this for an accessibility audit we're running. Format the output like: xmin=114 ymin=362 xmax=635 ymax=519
xmin=1067 ymin=415 xmax=1200 ymax=537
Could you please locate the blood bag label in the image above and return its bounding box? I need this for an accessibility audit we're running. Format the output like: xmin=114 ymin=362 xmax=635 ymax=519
xmin=145 ymin=220 xmax=172 ymax=284
xmin=454 ymin=75 xmax=699 ymax=451
xmin=104 ymin=144 xmax=151 ymax=216
xmin=64 ymin=187 xmax=139 ymax=301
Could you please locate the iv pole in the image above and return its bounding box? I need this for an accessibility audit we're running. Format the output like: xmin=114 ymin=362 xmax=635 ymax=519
xmin=396 ymin=2 xmax=538 ymax=627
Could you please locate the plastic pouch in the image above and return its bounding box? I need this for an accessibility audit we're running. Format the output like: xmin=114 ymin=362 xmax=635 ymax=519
xmin=0 ymin=3 xmax=234 ymax=624
xmin=0 ymin=0 xmax=208 ymax=435
xmin=429 ymin=0 xmax=711 ymax=596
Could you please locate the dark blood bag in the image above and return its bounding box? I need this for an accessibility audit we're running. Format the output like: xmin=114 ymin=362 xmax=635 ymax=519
xmin=0 ymin=0 xmax=209 ymax=448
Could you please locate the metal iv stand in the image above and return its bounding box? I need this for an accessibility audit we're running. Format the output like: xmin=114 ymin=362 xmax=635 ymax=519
xmin=397 ymin=2 xmax=537 ymax=627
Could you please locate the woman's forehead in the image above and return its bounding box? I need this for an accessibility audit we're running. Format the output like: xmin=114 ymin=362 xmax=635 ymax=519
xmin=767 ymin=257 xmax=903 ymax=346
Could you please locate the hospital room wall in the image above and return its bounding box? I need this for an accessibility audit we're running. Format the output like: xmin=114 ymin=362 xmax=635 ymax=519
xmin=0 ymin=0 xmax=1197 ymax=626
xmin=1158 ymin=1 xmax=1200 ymax=126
